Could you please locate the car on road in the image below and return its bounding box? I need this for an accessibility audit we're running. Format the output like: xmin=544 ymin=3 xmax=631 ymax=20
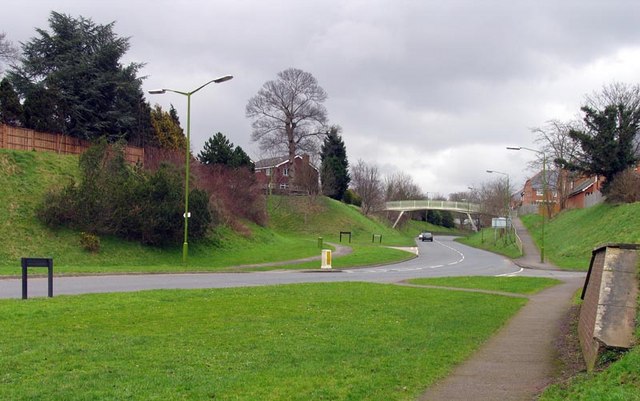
xmin=418 ymin=232 xmax=433 ymax=242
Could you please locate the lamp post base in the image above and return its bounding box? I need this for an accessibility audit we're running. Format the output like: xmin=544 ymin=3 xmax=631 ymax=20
xmin=182 ymin=242 xmax=189 ymax=264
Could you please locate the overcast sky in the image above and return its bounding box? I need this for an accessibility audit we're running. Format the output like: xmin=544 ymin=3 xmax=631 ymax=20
xmin=4 ymin=0 xmax=640 ymax=197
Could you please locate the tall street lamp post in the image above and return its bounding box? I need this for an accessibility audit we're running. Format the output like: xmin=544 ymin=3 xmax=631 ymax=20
xmin=149 ymin=75 xmax=233 ymax=264
xmin=507 ymin=146 xmax=546 ymax=263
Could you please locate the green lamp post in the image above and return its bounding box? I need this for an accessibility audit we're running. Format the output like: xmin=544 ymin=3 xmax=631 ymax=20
xmin=149 ymin=75 xmax=233 ymax=264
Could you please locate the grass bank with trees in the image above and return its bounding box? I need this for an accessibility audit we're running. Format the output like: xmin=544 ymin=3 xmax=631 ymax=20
xmin=0 ymin=148 xmax=433 ymax=275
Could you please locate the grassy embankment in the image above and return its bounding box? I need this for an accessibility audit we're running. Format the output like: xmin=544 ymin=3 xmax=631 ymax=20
xmin=456 ymin=227 xmax=522 ymax=259
xmin=520 ymin=203 xmax=640 ymax=270
xmin=0 ymin=279 xmax=560 ymax=401
xmin=0 ymin=149 xmax=444 ymax=274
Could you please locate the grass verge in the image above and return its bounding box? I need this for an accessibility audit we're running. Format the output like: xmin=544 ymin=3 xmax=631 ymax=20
xmin=456 ymin=228 xmax=522 ymax=259
xmin=0 ymin=282 xmax=527 ymax=401
xmin=407 ymin=276 xmax=561 ymax=295
xmin=520 ymin=203 xmax=640 ymax=270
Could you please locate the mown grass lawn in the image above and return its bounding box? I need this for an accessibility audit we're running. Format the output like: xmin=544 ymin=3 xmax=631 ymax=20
xmin=407 ymin=276 xmax=561 ymax=295
xmin=0 ymin=282 xmax=532 ymax=401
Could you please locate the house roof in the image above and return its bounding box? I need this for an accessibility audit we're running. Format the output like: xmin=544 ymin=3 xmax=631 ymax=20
xmin=254 ymin=154 xmax=318 ymax=171
xmin=526 ymin=169 xmax=558 ymax=190
xmin=568 ymin=178 xmax=595 ymax=197
xmin=254 ymin=156 xmax=291 ymax=169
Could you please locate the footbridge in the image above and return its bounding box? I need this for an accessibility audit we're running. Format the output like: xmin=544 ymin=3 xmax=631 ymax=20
xmin=384 ymin=200 xmax=481 ymax=230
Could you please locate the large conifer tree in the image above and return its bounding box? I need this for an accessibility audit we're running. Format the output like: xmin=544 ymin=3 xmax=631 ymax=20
xmin=8 ymin=11 xmax=152 ymax=143
xmin=320 ymin=127 xmax=350 ymax=200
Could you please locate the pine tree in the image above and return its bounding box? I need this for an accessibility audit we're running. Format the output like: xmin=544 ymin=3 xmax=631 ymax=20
xmin=198 ymin=132 xmax=234 ymax=165
xmin=561 ymin=104 xmax=639 ymax=194
xmin=320 ymin=127 xmax=350 ymax=200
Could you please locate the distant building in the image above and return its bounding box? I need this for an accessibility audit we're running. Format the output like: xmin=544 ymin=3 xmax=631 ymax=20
xmin=254 ymin=154 xmax=319 ymax=195
xmin=518 ymin=169 xmax=559 ymax=215
xmin=566 ymin=175 xmax=605 ymax=209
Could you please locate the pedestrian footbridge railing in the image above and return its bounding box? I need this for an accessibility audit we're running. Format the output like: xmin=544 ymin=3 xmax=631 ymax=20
xmin=384 ymin=200 xmax=481 ymax=213
xmin=384 ymin=200 xmax=481 ymax=229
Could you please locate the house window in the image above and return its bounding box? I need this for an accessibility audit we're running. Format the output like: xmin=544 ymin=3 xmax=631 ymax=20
xmin=279 ymin=183 xmax=288 ymax=189
xmin=266 ymin=168 xmax=272 ymax=176
xmin=536 ymin=189 xmax=543 ymax=196
xmin=283 ymin=167 xmax=289 ymax=177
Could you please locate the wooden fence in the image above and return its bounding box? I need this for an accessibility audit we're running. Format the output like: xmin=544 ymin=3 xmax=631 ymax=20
xmin=0 ymin=124 xmax=145 ymax=166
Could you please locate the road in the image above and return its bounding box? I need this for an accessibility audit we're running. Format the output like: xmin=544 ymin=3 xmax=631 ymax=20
xmin=0 ymin=236 xmax=584 ymax=299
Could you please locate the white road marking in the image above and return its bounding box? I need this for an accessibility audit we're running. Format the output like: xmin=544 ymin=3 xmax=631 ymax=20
xmin=344 ymin=239 xmax=466 ymax=274
xmin=496 ymin=268 xmax=524 ymax=277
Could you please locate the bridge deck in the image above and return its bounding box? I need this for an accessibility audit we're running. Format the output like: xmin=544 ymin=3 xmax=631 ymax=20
xmin=384 ymin=200 xmax=480 ymax=213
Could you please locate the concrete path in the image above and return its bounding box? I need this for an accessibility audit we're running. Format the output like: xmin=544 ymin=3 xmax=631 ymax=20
xmin=419 ymin=277 xmax=583 ymax=401
xmin=420 ymin=216 xmax=586 ymax=401
xmin=513 ymin=216 xmax=557 ymax=270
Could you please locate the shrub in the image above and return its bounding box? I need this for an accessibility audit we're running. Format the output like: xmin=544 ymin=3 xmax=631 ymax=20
xmin=38 ymin=142 xmax=213 ymax=248
xmin=606 ymin=168 xmax=640 ymax=204
xmin=79 ymin=232 xmax=101 ymax=253
xmin=343 ymin=189 xmax=362 ymax=206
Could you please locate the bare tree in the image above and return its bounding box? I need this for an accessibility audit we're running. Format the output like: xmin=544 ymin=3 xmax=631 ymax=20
xmin=0 ymin=32 xmax=18 ymax=74
xmin=246 ymin=68 xmax=328 ymax=178
xmin=351 ymin=159 xmax=383 ymax=215
xmin=530 ymin=119 xmax=582 ymax=210
xmin=384 ymin=171 xmax=423 ymax=201
xmin=479 ymin=178 xmax=510 ymax=218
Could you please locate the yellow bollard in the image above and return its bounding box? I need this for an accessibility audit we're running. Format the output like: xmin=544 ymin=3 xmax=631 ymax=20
xmin=321 ymin=249 xmax=332 ymax=270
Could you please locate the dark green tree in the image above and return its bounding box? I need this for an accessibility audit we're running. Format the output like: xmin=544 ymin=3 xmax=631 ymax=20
xmin=8 ymin=11 xmax=152 ymax=142
xmin=230 ymin=145 xmax=253 ymax=169
xmin=558 ymin=103 xmax=639 ymax=194
xmin=198 ymin=132 xmax=234 ymax=165
xmin=320 ymin=127 xmax=350 ymax=200
xmin=0 ymin=78 xmax=22 ymax=125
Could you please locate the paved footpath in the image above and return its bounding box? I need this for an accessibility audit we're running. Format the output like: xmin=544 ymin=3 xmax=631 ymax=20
xmin=420 ymin=216 xmax=586 ymax=401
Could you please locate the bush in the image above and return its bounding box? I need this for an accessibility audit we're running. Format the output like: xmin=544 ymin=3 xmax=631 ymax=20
xmin=79 ymin=232 xmax=101 ymax=253
xmin=38 ymin=141 xmax=213 ymax=248
xmin=343 ymin=189 xmax=362 ymax=206
xmin=606 ymin=168 xmax=640 ymax=204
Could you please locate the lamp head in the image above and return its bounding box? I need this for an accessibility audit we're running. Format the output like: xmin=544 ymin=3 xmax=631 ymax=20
xmin=506 ymin=146 xmax=521 ymax=150
xmin=148 ymin=89 xmax=166 ymax=95
xmin=213 ymin=75 xmax=233 ymax=83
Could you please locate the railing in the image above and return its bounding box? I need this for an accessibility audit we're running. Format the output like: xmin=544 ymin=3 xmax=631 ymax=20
xmin=384 ymin=200 xmax=481 ymax=213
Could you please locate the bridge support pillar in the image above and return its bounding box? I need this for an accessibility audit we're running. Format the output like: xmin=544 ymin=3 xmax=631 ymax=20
xmin=392 ymin=210 xmax=405 ymax=229
xmin=466 ymin=212 xmax=478 ymax=232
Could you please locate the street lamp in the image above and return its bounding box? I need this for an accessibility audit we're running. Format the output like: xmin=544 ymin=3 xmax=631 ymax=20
xmin=149 ymin=75 xmax=233 ymax=264
xmin=507 ymin=146 xmax=546 ymax=263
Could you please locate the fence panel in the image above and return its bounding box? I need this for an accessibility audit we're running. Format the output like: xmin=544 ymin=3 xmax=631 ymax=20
xmin=0 ymin=124 xmax=144 ymax=166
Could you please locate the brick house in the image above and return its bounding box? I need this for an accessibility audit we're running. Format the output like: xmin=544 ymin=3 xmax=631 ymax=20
xmin=565 ymin=175 xmax=605 ymax=209
xmin=518 ymin=169 xmax=559 ymax=215
xmin=254 ymin=154 xmax=319 ymax=194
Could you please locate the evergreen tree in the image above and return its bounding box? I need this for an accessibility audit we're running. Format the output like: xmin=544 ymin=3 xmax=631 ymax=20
xmin=230 ymin=146 xmax=254 ymax=170
xmin=0 ymin=78 xmax=22 ymax=125
xmin=198 ymin=132 xmax=234 ymax=165
xmin=320 ymin=127 xmax=350 ymax=200
xmin=559 ymin=103 xmax=639 ymax=194
xmin=8 ymin=11 xmax=152 ymax=142
xmin=150 ymin=104 xmax=186 ymax=150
